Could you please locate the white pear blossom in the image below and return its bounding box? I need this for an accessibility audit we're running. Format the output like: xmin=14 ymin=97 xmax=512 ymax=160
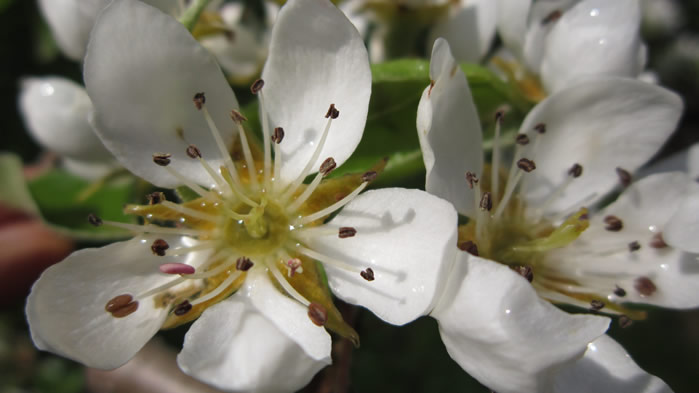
xmin=418 ymin=38 xmax=686 ymax=393
xmin=18 ymin=76 xmax=117 ymax=179
xmin=26 ymin=1 xmax=458 ymax=391
xmin=496 ymin=0 xmax=647 ymax=95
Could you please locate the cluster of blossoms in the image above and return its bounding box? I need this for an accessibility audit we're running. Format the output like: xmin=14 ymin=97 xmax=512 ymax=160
xmin=16 ymin=0 xmax=699 ymax=392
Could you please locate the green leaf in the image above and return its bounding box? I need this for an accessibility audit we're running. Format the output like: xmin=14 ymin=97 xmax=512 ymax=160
xmin=27 ymin=169 xmax=139 ymax=241
xmin=0 ymin=153 xmax=40 ymax=215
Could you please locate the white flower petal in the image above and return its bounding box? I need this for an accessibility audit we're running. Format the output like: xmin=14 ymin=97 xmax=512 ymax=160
xmin=84 ymin=0 xmax=238 ymax=188
xmin=18 ymin=77 xmax=110 ymax=163
xmin=551 ymin=173 xmax=699 ymax=308
xmin=553 ymin=335 xmax=673 ymax=393
xmin=495 ymin=0 xmax=531 ymax=59
xmin=689 ymin=143 xmax=699 ymax=179
xmin=521 ymin=0 xmax=579 ymax=74
xmin=300 ymin=188 xmax=458 ymax=326
xmin=665 ymin=190 xmax=699 ymax=254
xmin=244 ymin=268 xmax=332 ymax=362
xmin=260 ymin=0 xmax=370 ymax=185
xmin=540 ymin=0 xmax=645 ymax=93
xmin=427 ymin=0 xmax=497 ymax=62
xmin=518 ymin=78 xmax=682 ymax=215
xmin=37 ymin=0 xmax=109 ymax=61
xmin=177 ymin=288 xmax=330 ymax=393
xmin=26 ymin=235 xmax=207 ymax=369
xmin=432 ymin=253 xmax=610 ymax=393
xmin=417 ymin=38 xmax=483 ymax=217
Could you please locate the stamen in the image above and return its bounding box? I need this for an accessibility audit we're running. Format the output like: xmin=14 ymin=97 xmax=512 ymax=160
xmin=361 ymin=171 xmax=378 ymax=183
xmin=282 ymin=106 xmax=339 ymax=201
xmin=88 ymin=213 xmax=103 ymax=227
xmin=650 ymin=232 xmax=667 ymax=248
xmin=568 ymin=163 xmax=583 ymax=178
xmin=151 ymin=238 xmax=169 ymax=256
xmin=272 ymin=127 xmax=285 ymax=144
xmin=229 ymin=110 xmax=259 ymax=190
xmin=219 ymin=166 xmax=260 ymax=208
xmin=136 ymin=277 xmax=186 ymax=299
xmin=268 ymin=262 xmax=311 ymax=307
xmin=491 ymin=109 xmax=505 ymax=201
xmin=360 ymin=268 xmax=375 ymax=281
xmin=616 ymin=167 xmax=632 ymax=188
xmin=190 ymin=270 xmax=242 ymax=307
xmin=494 ymin=158 xmax=536 ymax=218
xmin=230 ymin=109 xmax=247 ymax=123
xmin=513 ymin=265 xmax=534 ymax=282
xmin=286 ymin=258 xmax=303 ymax=277
xmin=603 ymin=215 xmax=623 ymax=232
xmin=159 ymin=263 xmax=196 ymax=275
xmin=162 ymin=164 xmax=219 ymax=203
xmin=161 ymin=200 xmax=220 ymax=222
xmin=257 ymin=92 xmax=273 ymax=189
xmin=465 ymin=171 xmax=479 ymax=189
xmin=479 ymin=192 xmax=493 ymax=211
xmin=147 ymin=192 xmax=166 ymax=205
xmin=236 ymin=256 xmax=254 ymax=271
xmin=614 ymin=286 xmax=627 ymax=297
xmin=100 ymin=220 xmax=203 ymax=237
xmin=458 ymin=240 xmax=479 ymax=256
xmin=516 ymin=134 xmax=530 ymax=145
xmin=105 ymin=294 xmax=139 ymax=318
xmin=338 ymin=227 xmax=357 ymax=238
xmin=195 ymin=157 xmax=228 ymax=194
xmin=186 ymin=144 xmax=202 ymax=159
xmin=293 ymin=245 xmax=361 ymax=273
xmin=152 ymin=153 xmax=172 ymax=166
xmin=541 ymin=9 xmax=562 ymax=25
xmin=297 ymin=180 xmax=368 ymax=225
xmin=287 ymin=158 xmax=337 ymax=214
xmin=325 ymin=103 xmax=340 ymax=119
xmin=166 ymin=241 xmax=215 ymax=256
xmin=618 ymin=315 xmax=633 ymax=328
xmin=194 ymin=93 xmax=240 ymax=188
xmin=590 ymin=300 xmax=605 ymax=311
xmin=516 ymin=158 xmax=536 ymax=172
xmin=250 ymin=79 xmax=264 ymax=94
xmin=534 ymin=123 xmax=547 ymax=134
xmin=308 ymin=302 xmax=327 ymax=326
xmin=628 ymin=241 xmax=641 ymax=252
xmin=634 ymin=276 xmax=657 ymax=296
xmin=174 ymin=300 xmax=193 ymax=316
xmin=535 ymin=163 xmax=583 ymax=218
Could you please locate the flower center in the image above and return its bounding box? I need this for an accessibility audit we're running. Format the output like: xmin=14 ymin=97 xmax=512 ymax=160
xmin=222 ymin=199 xmax=290 ymax=256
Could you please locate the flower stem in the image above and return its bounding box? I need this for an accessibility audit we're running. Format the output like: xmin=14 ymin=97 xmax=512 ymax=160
xmin=179 ymin=0 xmax=213 ymax=31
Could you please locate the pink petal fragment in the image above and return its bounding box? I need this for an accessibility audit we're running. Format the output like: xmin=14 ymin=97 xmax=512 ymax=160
xmin=159 ymin=263 xmax=195 ymax=275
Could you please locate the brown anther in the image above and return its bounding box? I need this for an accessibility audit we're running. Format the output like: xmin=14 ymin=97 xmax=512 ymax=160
xmin=590 ymin=300 xmax=605 ymax=311
xmin=87 ymin=213 xmax=103 ymax=227
xmin=628 ymin=241 xmax=641 ymax=252
xmin=320 ymin=157 xmax=337 ymax=176
xmin=174 ymin=300 xmax=192 ymax=316
xmin=236 ymin=256 xmax=254 ymax=271
xmin=153 ymin=153 xmax=172 ymax=166
xmin=193 ymin=92 xmax=206 ymax=110
xmin=250 ymin=79 xmax=264 ymax=94
xmin=308 ymin=302 xmax=328 ymax=326
xmin=465 ymin=171 xmax=479 ymax=189
xmin=650 ymin=232 xmax=667 ymax=248
xmin=223 ymin=29 xmax=235 ymax=41
xmin=147 ymin=192 xmax=165 ymax=205
xmin=616 ymin=167 xmax=632 ymax=188
xmin=230 ymin=109 xmax=248 ymax=124
xmin=151 ymin=238 xmax=169 ymax=256
xmin=534 ymin=123 xmax=546 ymax=134
xmin=634 ymin=276 xmax=657 ymax=296
xmin=428 ymin=80 xmax=435 ymax=97
xmin=618 ymin=315 xmax=633 ymax=329
xmin=361 ymin=171 xmax=377 ymax=183
xmin=517 ymin=158 xmax=536 ymax=172
xmin=515 ymin=134 xmax=530 ymax=145
xmin=513 ymin=265 xmax=534 ymax=282
xmin=479 ymin=192 xmax=493 ymax=211
xmin=568 ymin=163 xmax=583 ymax=178
xmin=325 ymin=103 xmax=339 ymax=119
xmin=458 ymin=240 xmax=479 ymax=256
xmin=272 ymin=127 xmax=285 ymax=144
xmin=338 ymin=227 xmax=357 ymax=238
xmin=603 ymin=215 xmax=623 ymax=231
xmin=105 ymin=294 xmax=139 ymax=318
xmin=614 ymin=285 xmax=627 ymax=297
xmin=286 ymin=258 xmax=303 ymax=277
xmin=541 ymin=9 xmax=562 ymax=25
xmin=494 ymin=109 xmax=506 ymax=122
xmin=186 ymin=144 xmax=202 ymax=159
xmin=360 ymin=268 xmax=375 ymax=281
